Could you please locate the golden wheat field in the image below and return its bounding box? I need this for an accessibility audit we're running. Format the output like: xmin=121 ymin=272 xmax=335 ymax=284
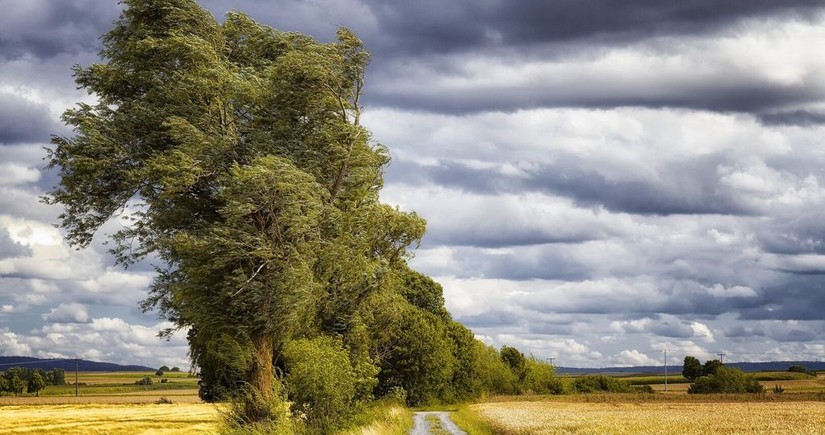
xmin=0 ymin=403 xmax=219 ymax=435
xmin=471 ymin=400 xmax=825 ymax=435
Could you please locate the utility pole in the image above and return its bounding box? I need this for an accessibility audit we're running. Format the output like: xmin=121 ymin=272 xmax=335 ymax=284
xmin=717 ymin=353 xmax=726 ymax=364
xmin=75 ymin=358 xmax=79 ymax=397
xmin=547 ymin=357 xmax=556 ymax=366
xmin=663 ymin=349 xmax=668 ymax=393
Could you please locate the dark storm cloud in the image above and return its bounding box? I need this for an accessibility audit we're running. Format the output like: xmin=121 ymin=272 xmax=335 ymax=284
xmin=367 ymin=77 xmax=822 ymax=115
xmin=0 ymin=0 xmax=120 ymax=60
xmin=389 ymin=158 xmax=751 ymax=216
xmin=757 ymin=110 xmax=825 ymax=127
xmin=0 ymin=93 xmax=58 ymax=145
xmin=361 ymin=0 xmax=822 ymax=55
xmin=739 ymin=275 xmax=825 ymax=321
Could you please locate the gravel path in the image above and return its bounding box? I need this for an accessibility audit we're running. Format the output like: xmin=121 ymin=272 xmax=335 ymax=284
xmin=409 ymin=412 xmax=467 ymax=435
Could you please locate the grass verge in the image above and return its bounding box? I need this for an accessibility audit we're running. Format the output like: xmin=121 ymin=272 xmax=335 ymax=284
xmin=338 ymin=399 xmax=413 ymax=435
xmin=450 ymin=404 xmax=500 ymax=435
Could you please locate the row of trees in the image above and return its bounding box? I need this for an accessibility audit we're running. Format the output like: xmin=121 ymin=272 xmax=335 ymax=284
xmin=0 ymin=368 xmax=67 ymax=396
xmin=682 ymin=356 xmax=763 ymax=394
xmin=44 ymin=0 xmax=560 ymax=432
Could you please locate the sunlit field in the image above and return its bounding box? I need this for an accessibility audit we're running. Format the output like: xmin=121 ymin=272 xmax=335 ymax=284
xmin=469 ymin=399 xmax=825 ymax=435
xmin=0 ymin=403 xmax=219 ymax=435
xmin=0 ymin=371 xmax=200 ymax=404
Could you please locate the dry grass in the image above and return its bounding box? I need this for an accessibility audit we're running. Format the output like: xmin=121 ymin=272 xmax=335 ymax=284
xmin=471 ymin=400 xmax=825 ymax=435
xmin=0 ymin=403 xmax=219 ymax=434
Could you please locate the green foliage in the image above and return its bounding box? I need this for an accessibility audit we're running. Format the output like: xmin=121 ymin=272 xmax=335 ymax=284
xmin=788 ymin=364 xmax=815 ymax=376
xmin=500 ymin=346 xmax=527 ymax=384
xmin=398 ymin=267 xmax=451 ymax=320
xmin=376 ymin=307 xmax=455 ymax=406
xmin=688 ymin=366 xmax=765 ymax=394
xmin=522 ymin=356 xmax=563 ymax=395
xmin=159 ymin=365 xmax=171 ymax=372
xmin=571 ymin=375 xmax=635 ymax=394
xmin=474 ymin=342 xmax=518 ymax=395
xmin=27 ymin=371 xmax=46 ymax=396
xmin=282 ymin=337 xmax=357 ymax=433
xmin=135 ymin=376 xmax=154 ymax=386
xmin=156 ymin=370 xmax=165 ymax=377
xmin=702 ymin=359 xmax=723 ymax=377
xmin=0 ymin=376 xmax=8 ymax=395
xmin=47 ymin=0 xmax=425 ymax=424
xmin=682 ymin=356 xmax=703 ymax=381
xmin=171 ymin=367 xmax=181 ymax=372
xmin=445 ymin=321 xmax=483 ymax=401
xmin=48 ymin=368 xmax=67 ymax=386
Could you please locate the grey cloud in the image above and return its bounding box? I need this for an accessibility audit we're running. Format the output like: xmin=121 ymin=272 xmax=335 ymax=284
xmin=739 ymin=275 xmax=825 ymax=321
xmin=42 ymin=302 xmax=90 ymax=324
xmin=0 ymin=0 xmax=119 ymax=60
xmin=390 ymin=158 xmax=752 ymax=216
xmin=358 ymin=0 xmax=823 ymax=56
xmin=724 ymin=325 xmax=765 ymax=338
xmin=758 ymin=110 xmax=825 ymax=127
xmin=368 ymin=78 xmax=822 ymax=116
xmin=0 ymin=93 xmax=58 ymax=145
xmin=649 ymin=321 xmax=695 ymax=339
xmin=0 ymin=225 xmax=30 ymax=259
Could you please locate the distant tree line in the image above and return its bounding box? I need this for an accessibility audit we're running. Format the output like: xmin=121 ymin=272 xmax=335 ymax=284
xmin=0 ymin=367 xmax=67 ymax=396
xmin=682 ymin=356 xmax=763 ymax=394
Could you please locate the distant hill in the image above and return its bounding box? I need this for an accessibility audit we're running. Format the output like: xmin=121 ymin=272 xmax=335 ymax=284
xmin=557 ymin=361 xmax=825 ymax=375
xmin=0 ymin=356 xmax=155 ymax=372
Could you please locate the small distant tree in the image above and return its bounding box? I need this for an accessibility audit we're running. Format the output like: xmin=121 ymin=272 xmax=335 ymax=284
xmin=170 ymin=367 xmax=181 ymax=372
xmin=702 ymin=359 xmax=723 ymax=377
xmin=159 ymin=366 xmax=170 ymax=372
xmin=0 ymin=376 xmax=9 ymax=395
xmin=688 ymin=366 xmax=764 ymax=394
xmin=27 ymin=371 xmax=47 ymax=396
xmin=49 ymin=368 xmax=67 ymax=386
xmin=155 ymin=370 xmax=164 ymax=377
xmin=682 ymin=356 xmax=703 ymax=381
xmin=135 ymin=377 xmax=153 ymax=386
xmin=10 ymin=375 xmax=25 ymax=395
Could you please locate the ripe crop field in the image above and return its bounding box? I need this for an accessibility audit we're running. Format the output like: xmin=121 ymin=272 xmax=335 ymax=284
xmin=0 ymin=403 xmax=219 ymax=434
xmin=469 ymin=399 xmax=825 ymax=435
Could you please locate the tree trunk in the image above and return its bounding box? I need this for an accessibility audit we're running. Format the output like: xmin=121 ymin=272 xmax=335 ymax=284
xmin=245 ymin=331 xmax=276 ymax=422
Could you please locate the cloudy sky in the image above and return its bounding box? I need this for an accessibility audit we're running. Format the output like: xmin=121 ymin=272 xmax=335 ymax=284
xmin=2 ymin=0 xmax=825 ymax=369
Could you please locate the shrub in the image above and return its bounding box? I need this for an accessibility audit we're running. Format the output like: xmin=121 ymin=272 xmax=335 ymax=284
xmin=161 ymin=378 xmax=169 ymax=383
xmin=773 ymin=384 xmax=784 ymax=394
xmin=633 ymin=385 xmax=655 ymax=394
xmin=571 ymin=375 xmax=634 ymax=393
xmin=522 ymin=356 xmax=563 ymax=395
xmin=282 ymin=337 xmax=357 ymax=433
xmin=135 ymin=376 xmax=153 ymax=386
xmin=688 ymin=366 xmax=764 ymax=394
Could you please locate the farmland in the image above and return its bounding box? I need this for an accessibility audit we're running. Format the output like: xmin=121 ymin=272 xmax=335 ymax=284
xmin=465 ymin=399 xmax=825 ymax=435
xmin=0 ymin=403 xmax=218 ymax=434
xmin=2 ymin=370 xmax=825 ymax=433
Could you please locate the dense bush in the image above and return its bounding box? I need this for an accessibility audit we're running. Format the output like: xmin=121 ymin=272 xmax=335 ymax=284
xmin=473 ymin=343 xmax=518 ymax=394
xmin=522 ymin=356 xmax=563 ymax=395
xmin=375 ymin=307 xmax=454 ymax=406
xmin=135 ymin=376 xmax=153 ymax=386
xmin=571 ymin=375 xmax=635 ymax=393
xmin=282 ymin=337 xmax=357 ymax=433
xmin=688 ymin=366 xmax=764 ymax=394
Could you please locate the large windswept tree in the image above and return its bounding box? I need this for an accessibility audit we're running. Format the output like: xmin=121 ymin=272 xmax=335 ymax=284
xmin=46 ymin=0 xmax=424 ymax=422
